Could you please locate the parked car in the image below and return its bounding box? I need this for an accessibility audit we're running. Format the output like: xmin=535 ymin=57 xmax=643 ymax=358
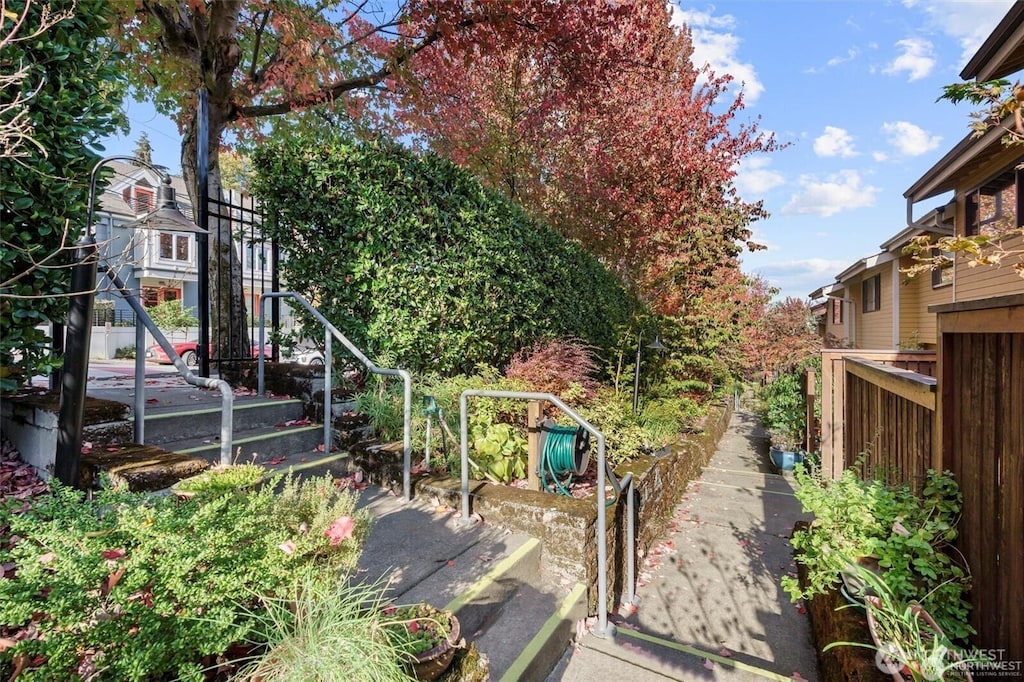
xmin=145 ymin=342 xmax=273 ymax=367
xmin=291 ymin=347 xmax=325 ymax=366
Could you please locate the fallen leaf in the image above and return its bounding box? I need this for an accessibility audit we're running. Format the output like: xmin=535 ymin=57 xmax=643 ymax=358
xmin=267 ymin=456 xmax=286 ymax=465
xmin=38 ymin=552 xmax=56 ymax=565
xmin=101 ymin=548 xmax=126 ymax=561
xmin=324 ymin=517 xmax=355 ymax=545
xmin=446 ymin=559 xmax=455 ymax=568
xmin=719 ymin=647 xmax=732 ymax=657
xmin=279 ymin=540 xmax=297 ymax=555
xmin=703 ymin=659 xmax=715 ymax=670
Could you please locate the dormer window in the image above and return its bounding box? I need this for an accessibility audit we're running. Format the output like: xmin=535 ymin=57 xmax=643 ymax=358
xmin=135 ymin=188 xmax=154 ymax=214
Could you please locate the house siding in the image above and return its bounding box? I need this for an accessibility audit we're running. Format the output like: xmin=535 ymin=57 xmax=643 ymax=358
xmin=845 ymin=266 xmax=894 ymax=349
xmin=953 ymin=233 xmax=1024 ymax=302
xmin=898 ymin=254 xmax=953 ymax=348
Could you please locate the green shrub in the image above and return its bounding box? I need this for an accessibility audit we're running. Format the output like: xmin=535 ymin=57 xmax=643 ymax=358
xmin=757 ymin=369 xmax=806 ymax=448
xmin=250 ymin=137 xmax=638 ymax=375
xmin=0 ymin=475 xmax=369 ymax=681
xmin=114 ymin=345 xmax=135 ymax=359
xmin=782 ymin=464 xmax=972 ymax=642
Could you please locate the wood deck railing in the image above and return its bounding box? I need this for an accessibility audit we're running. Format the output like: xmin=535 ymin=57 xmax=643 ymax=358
xmin=819 ymin=349 xmax=937 ymax=480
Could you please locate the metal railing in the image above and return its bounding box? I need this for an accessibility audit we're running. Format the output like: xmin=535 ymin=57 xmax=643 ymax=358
xmin=256 ymin=292 xmax=413 ymax=501
xmin=103 ymin=269 xmax=234 ymax=466
xmin=458 ymin=389 xmax=636 ymax=638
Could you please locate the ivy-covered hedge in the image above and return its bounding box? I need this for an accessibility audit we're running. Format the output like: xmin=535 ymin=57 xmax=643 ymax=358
xmin=0 ymin=1 xmax=125 ymax=391
xmin=251 ymin=137 xmax=637 ymax=374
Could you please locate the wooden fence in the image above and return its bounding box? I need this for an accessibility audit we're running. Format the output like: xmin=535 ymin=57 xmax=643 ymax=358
xmin=842 ymin=358 xmax=936 ymax=489
xmin=933 ymin=295 xmax=1023 ymax=662
xmin=819 ymin=349 xmax=937 ymax=480
xmin=816 ymin=296 xmax=1023 ymax=660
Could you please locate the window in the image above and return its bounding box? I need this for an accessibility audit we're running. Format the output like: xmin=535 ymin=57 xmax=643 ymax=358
xmin=134 ymin=189 xmax=154 ymax=214
xmin=141 ymin=286 xmax=181 ymax=307
xmin=159 ymin=233 xmax=190 ymax=262
xmin=966 ymin=167 xmax=1021 ymax=237
xmin=862 ymin=274 xmax=881 ymax=313
xmin=831 ymin=298 xmax=843 ymax=324
xmin=931 ymin=248 xmax=953 ymax=288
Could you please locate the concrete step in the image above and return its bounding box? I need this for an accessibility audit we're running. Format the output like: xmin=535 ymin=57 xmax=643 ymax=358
xmin=354 ymin=487 xmax=585 ymax=680
xmin=142 ymin=398 xmax=307 ymax=445
xmin=165 ymin=423 xmax=325 ymax=464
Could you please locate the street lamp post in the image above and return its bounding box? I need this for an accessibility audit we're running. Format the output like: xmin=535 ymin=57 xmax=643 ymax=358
xmin=54 ymin=155 xmax=203 ymax=487
xmin=632 ymin=332 xmax=667 ymax=414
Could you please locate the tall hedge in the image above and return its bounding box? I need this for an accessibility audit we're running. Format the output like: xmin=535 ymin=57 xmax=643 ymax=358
xmin=251 ymin=137 xmax=637 ymax=374
xmin=0 ymin=1 xmax=124 ymax=390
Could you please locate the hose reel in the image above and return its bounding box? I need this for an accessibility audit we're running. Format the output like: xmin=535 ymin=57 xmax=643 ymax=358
xmin=538 ymin=418 xmax=591 ymax=495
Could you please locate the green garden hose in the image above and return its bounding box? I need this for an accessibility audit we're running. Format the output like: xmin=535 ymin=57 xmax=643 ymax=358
xmin=540 ymin=422 xmax=589 ymax=496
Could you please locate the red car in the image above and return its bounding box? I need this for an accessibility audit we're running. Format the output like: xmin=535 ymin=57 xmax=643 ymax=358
xmin=145 ymin=341 xmax=273 ymax=367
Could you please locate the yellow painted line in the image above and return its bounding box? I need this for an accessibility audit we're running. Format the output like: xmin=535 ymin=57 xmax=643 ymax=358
xmin=444 ymin=537 xmax=540 ymax=615
xmin=617 ymin=628 xmax=796 ymax=682
xmin=176 ymin=425 xmax=322 ymax=455
xmin=705 ymin=465 xmax=787 ymax=479
xmin=697 ymin=480 xmax=797 ymax=498
xmin=273 ymin=451 xmax=351 ymax=473
xmin=145 ymin=399 xmax=303 ymax=420
xmin=499 ymin=582 xmax=586 ymax=682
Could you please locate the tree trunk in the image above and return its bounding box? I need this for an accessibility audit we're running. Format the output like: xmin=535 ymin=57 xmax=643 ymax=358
xmin=179 ymin=3 xmax=249 ymax=361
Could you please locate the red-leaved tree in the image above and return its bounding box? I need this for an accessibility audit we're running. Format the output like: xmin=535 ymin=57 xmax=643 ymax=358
xmin=396 ymin=2 xmax=776 ymax=300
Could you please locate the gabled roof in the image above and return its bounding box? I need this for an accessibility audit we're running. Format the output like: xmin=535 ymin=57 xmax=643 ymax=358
xmin=835 ymin=251 xmax=895 ymax=284
xmin=808 ymin=282 xmax=843 ymax=300
xmin=902 ymin=122 xmax=1017 ymax=210
xmin=960 ymin=1 xmax=1024 ymax=81
xmin=96 ymin=160 xmax=192 ymax=220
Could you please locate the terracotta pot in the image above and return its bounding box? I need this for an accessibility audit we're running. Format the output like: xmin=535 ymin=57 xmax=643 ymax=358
xmin=408 ymin=613 xmax=462 ymax=682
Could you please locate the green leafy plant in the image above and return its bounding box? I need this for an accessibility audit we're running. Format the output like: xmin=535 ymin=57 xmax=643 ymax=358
xmin=114 ymin=345 xmax=136 ymax=359
xmin=471 ymin=420 xmax=527 ymax=483
xmin=233 ymin=572 xmax=411 ymax=682
xmin=783 ymin=463 xmax=972 ymax=642
xmin=757 ymin=369 xmax=806 ymax=449
xmin=146 ymin=299 xmax=198 ymax=337
xmin=0 ymin=474 xmax=369 ymax=681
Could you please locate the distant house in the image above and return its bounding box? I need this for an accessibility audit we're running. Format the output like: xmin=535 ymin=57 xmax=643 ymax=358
xmin=93 ymin=161 xmax=276 ymax=327
xmin=810 ymin=206 xmax=954 ymax=350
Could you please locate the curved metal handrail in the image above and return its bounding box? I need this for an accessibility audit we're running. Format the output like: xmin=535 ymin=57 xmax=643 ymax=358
xmin=103 ymin=269 xmax=234 ymax=466
xmin=458 ymin=389 xmax=635 ymax=638
xmin=257 ymin=292 xmax=413 ymax=501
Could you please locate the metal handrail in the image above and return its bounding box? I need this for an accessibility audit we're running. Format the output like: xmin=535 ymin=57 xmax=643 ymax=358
xmin=458 ymin=389 xmax=636 ymax=638
xmin=103 ymin=269 xmax=234 ymax=466
xmin=256 ymin=292 xmax=413 ymax=501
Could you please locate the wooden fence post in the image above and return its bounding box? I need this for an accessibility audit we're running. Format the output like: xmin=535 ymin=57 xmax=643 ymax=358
xmin=805 ymin=369 xmax=816 ymax=453
xmin=527 ymin=400 xmax=543 ymax=491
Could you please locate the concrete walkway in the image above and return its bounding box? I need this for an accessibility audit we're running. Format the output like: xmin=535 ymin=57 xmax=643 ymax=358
xmin=550 ymin=410 xmax=818 ymax=681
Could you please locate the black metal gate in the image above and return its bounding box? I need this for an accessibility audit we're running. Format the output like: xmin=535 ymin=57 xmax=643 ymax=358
xmin=204 ymin=190 xmax=280 ymax=366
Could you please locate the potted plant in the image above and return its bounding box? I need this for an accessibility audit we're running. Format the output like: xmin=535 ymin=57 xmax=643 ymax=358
xmin=380 ymin=603 xmax=463 ymax=682
xmin=826 ymin=565 xmax=981 ymax=681
xmin=768 ymin=427 xmax=805 ymax=471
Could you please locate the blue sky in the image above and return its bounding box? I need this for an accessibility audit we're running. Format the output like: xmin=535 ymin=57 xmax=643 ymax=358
xmin=97 ymin=0 xmax=1015 ymax=301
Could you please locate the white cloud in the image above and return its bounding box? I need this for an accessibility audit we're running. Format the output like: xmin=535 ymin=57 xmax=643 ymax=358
xmin=734 ymin=156 xmax=785 ymax=197
xmin=884 ymin=37 xmax=936 ymax=81
xmin=748 ymin=258 xmax=851 ymax=300
xmin=912 ymin=0 xmax=1014 ymax=67
xmin=882 ymin=121 xmax=942 ymax=156
xmin=814 ymin=126 xmax=858 ymax=158
xmin=827 ymin=48 xmax=860 ymax=67
xmin=872 ymin=151 xmax=890 ymax=162
xmin=782 ymin=170 xmax=880 ymax=217
xmin=669 ymin=3 xmax=765 ymax=103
